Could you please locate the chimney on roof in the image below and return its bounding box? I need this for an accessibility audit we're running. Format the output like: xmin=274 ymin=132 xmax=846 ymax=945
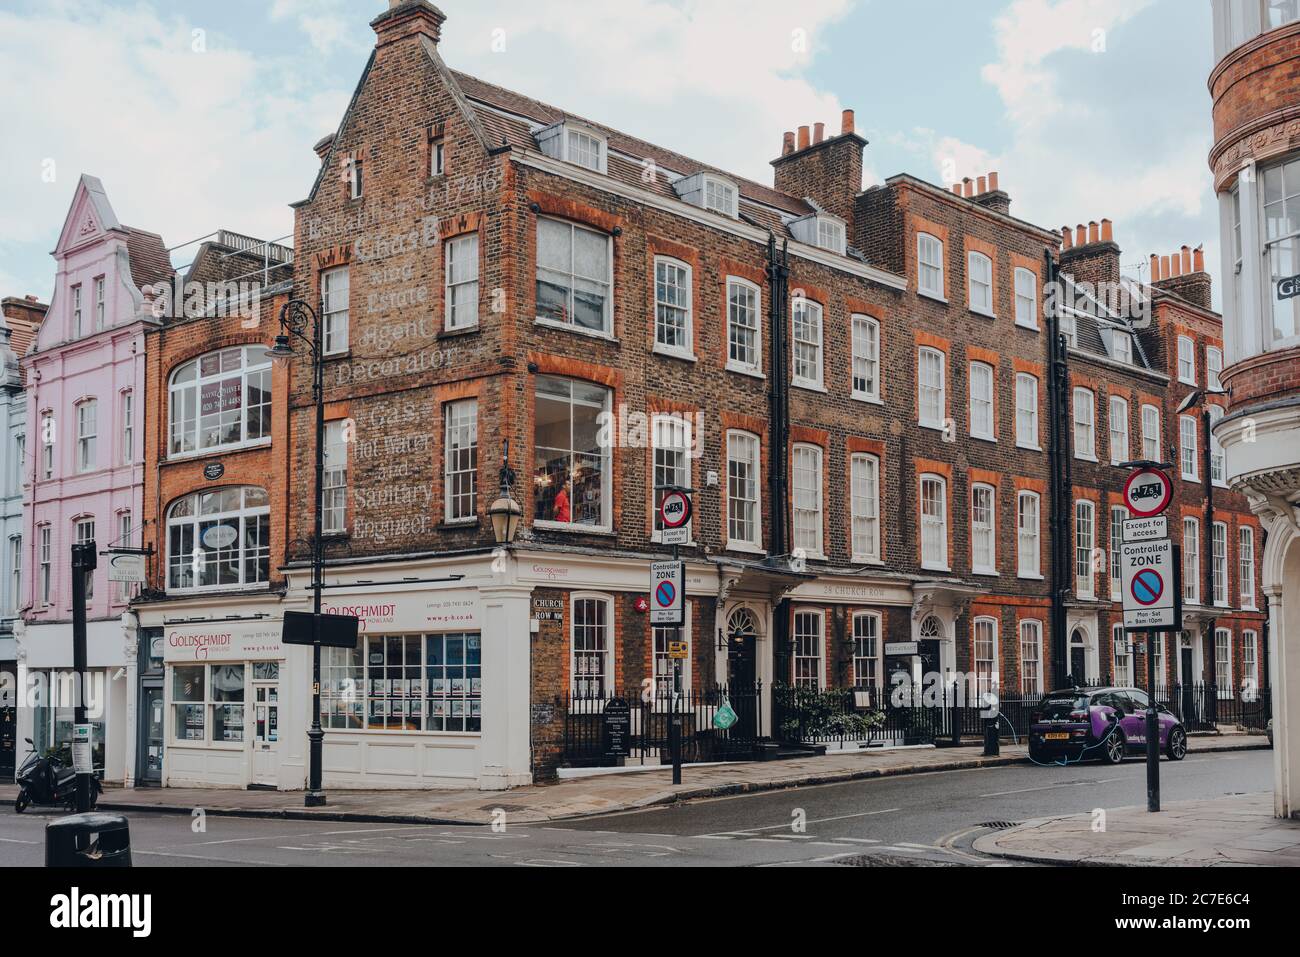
xmin=1151 ymin=243 xmax=1213 ymax=310
xmin=1060 ymin=215 xmax=1121 ymax=289
xmin=969 ymin=169 xmax=1011 ymax=215
xmin=313 ymin=134 xmax=335 ymax=164
xmin=773 ymin=110 xmax=868 ymax=244
xmin=782 ymin=131 xmax=796 ymax=156
xmin=372 ymin=0 xmax=445 ymax=48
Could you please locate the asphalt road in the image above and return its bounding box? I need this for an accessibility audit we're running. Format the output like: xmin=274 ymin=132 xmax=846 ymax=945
xmin=0 ymin=749 xmax=1271 ymax=867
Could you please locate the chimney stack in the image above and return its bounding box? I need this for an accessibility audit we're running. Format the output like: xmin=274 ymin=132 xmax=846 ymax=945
xmin=313 ymin=133 xmax=335 ymax=164
xmin=1151 ymin=243 xmax=1213 ymax=309
xmin=775 ymin=110 xmax=868 ymax=246
xmin=372 ymin=0 xmax=446 ymax=48
xmin=1060 ymin=216 xmax=1121 ymax=288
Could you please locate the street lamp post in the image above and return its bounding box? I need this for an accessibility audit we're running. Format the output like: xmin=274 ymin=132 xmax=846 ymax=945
xmin=266 ymin=299 xmax=328 ymax=807
xmin=488 ymin=441 xmax=523 ymax=546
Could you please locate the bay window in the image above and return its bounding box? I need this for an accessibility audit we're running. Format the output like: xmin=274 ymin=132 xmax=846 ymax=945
xmin=169 ymin=346 xmax=272 ymax=456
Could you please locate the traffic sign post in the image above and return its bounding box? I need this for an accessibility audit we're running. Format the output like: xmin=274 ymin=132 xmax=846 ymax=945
xmin=653 ymin=486 xmax=693 ymax=785
xmin=1119 ymin=465 xmax=1180 ymax=814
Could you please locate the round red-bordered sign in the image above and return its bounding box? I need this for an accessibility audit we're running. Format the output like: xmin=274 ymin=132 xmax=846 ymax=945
xmin=1123 ymin=467 xmax=1173 ymax=518
xmin=659 ymin=490 xmax=692 ymax=530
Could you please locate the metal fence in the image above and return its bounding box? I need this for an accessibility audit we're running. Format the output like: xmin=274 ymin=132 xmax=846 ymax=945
xmin=559 ymin=683 xmax=763 ymax=768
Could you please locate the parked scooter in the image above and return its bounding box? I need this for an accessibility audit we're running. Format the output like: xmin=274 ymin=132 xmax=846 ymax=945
xmin=14 ymin=739 xmax=100 ymax=813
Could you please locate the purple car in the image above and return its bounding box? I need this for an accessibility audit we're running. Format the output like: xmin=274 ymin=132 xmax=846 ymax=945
xmin=1028 ymin=687 xmax=1187 ymax=764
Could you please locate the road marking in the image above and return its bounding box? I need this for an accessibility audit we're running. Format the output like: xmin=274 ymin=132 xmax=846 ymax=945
xmin=836 ymin=837 xmax=882 ymax=844
xmin=979 ymin=778 xmax=1121 ymax=798
xmin=0 ymin=837 xmax=41 ymax=845
xmin=133 ymin=849 xmax=292 ymax=866
xmin=704 ymin=805 xmax=901 ymax=839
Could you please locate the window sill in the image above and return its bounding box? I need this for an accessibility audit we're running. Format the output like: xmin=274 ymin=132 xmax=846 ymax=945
xmin=533 ymin=317 xmax=617 ymax=343
xmin=853 ymin=557 xmax=885 ymax=567
xmin=1018 ymin=572 xmax=1045 ymax=581
xmin=1017 ymin=442 xmax=1043 ymax=452
xmin=533 ymin=520 xmax=615 ymax=536
xmin=165 ymin=439 xmax=274 ymax=464
xmin=920 ymin=563 xmax=952 ymax=574
xmin=726 ymin=362 xmax=765 ymax=380
xmin=851 ymin=394 xmax=884 ymax=406
xmin=1075 ymin=453 xmax=1098 ymax=463
xmin=970 ymin=307 xmax=996 ymax=320
xmin=1014 ymin=321 xmax=1040 ymax=332
xmin=322 ymin=349 xmax=351 ymax=362
xmin=439 ymin=519 xmax=480 ymax=531
xmin=971 ymin=433 xmax=996 ymax=444
xmin=918 ymin=289 xmax=948 ymax=305
xmin=653 ymin=345 xmax=697 ymax=363
xmin=726 ymin=541 xmax=766 ymax=556
xmin=1178 ymin=377 xmax=1197 ymax=387
xmin=1181 ymin=475 xmax=1200 ymax=484
xmin=439 ymin=324 xmax=480 ymax=340
xmin=918 ymin=420 xmax=947 ymax=432
xmin=972 ymin=569 xmax=1000 ymax=578
xmin=792 ymin=380 xmax=827 ymax=394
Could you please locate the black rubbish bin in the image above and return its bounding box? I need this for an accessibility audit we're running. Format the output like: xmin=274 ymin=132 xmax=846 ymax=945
xmin=45 ymin=813 xmax=132 ymax=868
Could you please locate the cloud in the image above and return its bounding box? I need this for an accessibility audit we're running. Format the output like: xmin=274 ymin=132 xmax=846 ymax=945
xmin=269 ymin=0 xmax=366 ymax=56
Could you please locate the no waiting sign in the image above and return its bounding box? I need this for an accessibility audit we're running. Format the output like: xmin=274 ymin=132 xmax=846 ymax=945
xmin=650 ymin=561 xmax=685 ymax=626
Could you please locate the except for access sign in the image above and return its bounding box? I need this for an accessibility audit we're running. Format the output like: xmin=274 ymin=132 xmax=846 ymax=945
xmin=1120 ymin=538 xmax=1177 ymax=630
xmin=650 ymin=560 xmax=685 ymax=626
xmin=1123 ymin=467 xmax=1173 ymax=518
xmin=658 ymin=490 xmax=693 ymax=546
xmin=1122 ymin=515 xmax=1168 ymax=544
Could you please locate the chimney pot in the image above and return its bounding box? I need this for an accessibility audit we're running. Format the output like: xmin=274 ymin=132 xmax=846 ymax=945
xmin=963 ymin=177 xmax=974 ymax=198
xmin=1149 ymin=254 xmax=1160 ymax=281
xmin=1181 ymin=245 xmax=1192 ymax=275
xmin=1160 ymin=255 xmax=1172 ymax=279
xmin=782 ymin=131 xmax=796 ymax=156
xmin=813 ymin=122 xmax=825 ymax=145
xmin=1061 ymin=227 xmax=1073 ymax=250
xmin=1170 ymin=253 xmax=1183 ymax=278
xmin=841 ymin=109 xmax=855 ymax=135
xmin=988 ymin=171 xmax=999 ymax=192
xmin=1088 ymin=221 xmax=1100 ymax=245
xmin=1076 ymin=225 xmax=1087 ymax=247
xmin=373 ymin=0 xmax=446 ymax=47
xmin=1101 ymin=219 xmax=1113 ymax=243
xmin=976 ymin=175 xmax=988 ymax=194
xmin=797 ymin=125 xmax=811 ymax=151
xmin=952 ymin=184 xmax=964 ymax=196
xmin=1194 ymin=246 xmax=1205 ymax=272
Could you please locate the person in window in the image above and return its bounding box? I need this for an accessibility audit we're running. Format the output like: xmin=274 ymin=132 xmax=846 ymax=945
xmin=553 ymin=484 xmax=571 ymax=524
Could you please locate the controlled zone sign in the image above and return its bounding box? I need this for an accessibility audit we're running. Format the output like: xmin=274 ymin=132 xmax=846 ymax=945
xmin=650 ymin=561 xmax=685 ymax=626
xmin=1120 ymin=538 xmax=1178 ymax=631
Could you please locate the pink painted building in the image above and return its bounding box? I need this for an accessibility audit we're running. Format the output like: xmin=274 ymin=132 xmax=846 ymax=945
xmin=15 ymin=175 xmax=172 ymax=784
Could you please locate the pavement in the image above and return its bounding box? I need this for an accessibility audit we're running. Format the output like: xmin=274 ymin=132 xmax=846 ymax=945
xmin=0 ymin=733 xmax=1267 ymax=827
xmin=974 ymin=791 xmax=1300 ymax=867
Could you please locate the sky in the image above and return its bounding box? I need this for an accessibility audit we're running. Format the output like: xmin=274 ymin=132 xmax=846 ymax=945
xmin=0 ymin=0 xmax=1218 ymax=305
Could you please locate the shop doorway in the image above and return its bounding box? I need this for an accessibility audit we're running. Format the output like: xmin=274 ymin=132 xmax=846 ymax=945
xmin=251 ymin=663 xmax=280 ymax=788
xmin=138 ymin=683 xmax=164 ymax=786
xmin=1 ymin=664 xmax=15 ymax=780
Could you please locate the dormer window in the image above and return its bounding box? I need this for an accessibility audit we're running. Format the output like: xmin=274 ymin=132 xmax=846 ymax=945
xmin=791 ymin=213 xmax=847 ymax=255
xmin=538 ymin=122 xmax=608 ymax=174
xmin=672 ymin=173 xmax=739 ymax=219
xmin=1103 ymin=326 xmax=1132 ymax=364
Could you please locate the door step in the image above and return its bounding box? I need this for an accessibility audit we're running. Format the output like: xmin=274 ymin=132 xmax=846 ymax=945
xmin=754 ymin=741 xmax=827 ymax=761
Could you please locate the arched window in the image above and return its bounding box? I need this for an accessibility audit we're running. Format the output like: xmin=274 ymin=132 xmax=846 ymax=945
xmin=727 ymin=607 xmax=759 ymax=642
xmin=919 ymin=615 xmax=943 ymax=640
xmin=169 ymin=346 xmax=272 ymax=456
xmin=167 ymin=487 xmax=270 ymax=592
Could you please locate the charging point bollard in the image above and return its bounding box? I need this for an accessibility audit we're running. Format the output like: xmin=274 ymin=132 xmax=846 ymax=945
xmin=983 ymin=717 xmax=1000 ymax=756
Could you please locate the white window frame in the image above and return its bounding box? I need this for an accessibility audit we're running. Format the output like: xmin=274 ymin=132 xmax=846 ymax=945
xmin=1210 ymin=405 xmax=1227 ymax=486
xmin=445 ymin=233 xmax=480 ymax=331
xmin=38 ymin=525 xmax=51 ymax=607
xmin=115 ymin=511 xmax=132 ymax=602
xmin=1020 ymin=620 xmax=1043 ymax=695
xmin=533 ymin=376 xmax=612 ymax=531
xmin=1141 ymin=404 xmax=1161 ymax=461
xmin=168 ymin=347 xmax=273 ymax=458
xmin=75 ymin=518 xmax=95 ymax=603
xmin=852 ymin=612 xmax=881 ymax=689
xmin=1180 ymin=415 xmax=1199 ymax=481
xmin=72 ymin=284 xmax=83 ymax=338
xmin=1075 ymin=499 xmax=1095 ymax=599
xmin=971 ymin=482 xmax=997 ymax=574
xmin=792 ymin=443 xmax=824 ymax=559
xmin=7 ymin=534 xmax=20 ymax=616
xmin=1073 ymin=388 xmax=1096 ymax=461
xmin=792 ymin=609 xmax=825 ymax=690
xmin=1242 ymin=630 xmax=1260 ymax=700
xmin=1214 ymin=628 xmax=1233 ymax=698
xmin=968 ymin=251 xmax=994 ymax=316
xmin=1108 ymin=395 xmax=1129 ymax=466
xmin=1017 ymin=491 xmax=1041 ymax=579
xmin=1015 ymin=373 xmax=1040 ymax=450
xmin=973 ymin=617 xmax=1000 ymax=697
xmin=1014 ymin=267 xmax=1038 ymax=330
xmin=652 ymin=414 xmax=692 ymax=543
xmin=1183 ymin=517 xmax=1201 ymax=604
xmin=562 ymin=126 xmax=607 ymax=173
xmin=535 ymin=217 xmax=614 ymax=337
xmin=851 ymin=315 xmax=880 ymax=402
xmin=1113 ymin=624 xmax=1133 ymax=686
xmin=791 ymin=298 xmax=824 ymax=390
xmin=1212 ymin=521 xmax=1229 ymax=607
xmin=726 ymin=430 xmax=762 ymax=552
xmin=445 ymin=399 xmax=478 ymax=525
xmin=569 ymin=593 xmax=613 ymax=700
xmin=653 ymin=256 xmax=694 ymax=359
xmin=431 ymin=136 xmax=445 ymax=177
xmin=917 ymin=232 xmax=945 ymax=300
xmin=1240 ymin=525 xmax=1257 ymax=609
xmin=920 ymin=474 xmax=949 ymax=571
xmin=918 ymin=347 xmax=946 ymax=429
xmin=702 ymin=176 xmax=739 ymax=219
xmin=1110 ymin=506 xmax=1127 ymax=599
xmin=969 ymin=362 xmax=995 ymax=440
xmin=165 ymin=487 xmax=271 ymax=595
xmin=94 ymin=276 xmax=105 ymax=331
xmin=40 ymin=413 xmax=54 ymax=479
xmin=322 ymin=421 xmax=348 ymax=535
xmin=652 ymin=604 xmax=693 ymax=704
xmin=850 ymin=453 xmax=880 ymax=564
xmin=1206 ymin=346 xmax=1224 ymax=391
xmin=120 ymin=390 xmax=133 ymax=466
xmin=725 ymin=278 xmax=762 ymax=375
xmin=1177 ymin=335 xmax=1196 ymax=384
xmin=75 ymin=399 xmax=97 ymax=474
xmin=321 ymin=266 xmax=350 ymax=355
xmin=347 ymin=155 xmax=362 ymax=199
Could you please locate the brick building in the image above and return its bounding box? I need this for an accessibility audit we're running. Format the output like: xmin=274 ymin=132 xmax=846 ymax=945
xmin=1209 ymin=0 xmax=1300 ymax=818
xmin=190 ymin=0 xmax=1262 ymax=790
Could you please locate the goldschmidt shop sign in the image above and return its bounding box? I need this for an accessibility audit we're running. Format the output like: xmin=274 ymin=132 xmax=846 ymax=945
xmin=163 ymin=622 xmax=284 ymax=663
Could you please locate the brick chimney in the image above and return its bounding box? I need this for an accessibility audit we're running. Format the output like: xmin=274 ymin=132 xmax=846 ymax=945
xmin=313 ymin=133 xmax=335 ymax=164
xmin=966 ymin=170 xmax=1011 ymax=215
xmin=372 ymin=0 xmax=445 ymax=48
xmin=772 ymin=109 xmax=867 ymax=235
xmin=1058 ymin=217 xmax=1120 ymax=288
xmin=1150 ymin=244 xmax=1212 ymax=310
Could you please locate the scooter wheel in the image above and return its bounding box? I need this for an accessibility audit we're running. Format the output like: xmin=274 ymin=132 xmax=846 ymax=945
xmin=14 ymin=791 xmax=29 ymax=814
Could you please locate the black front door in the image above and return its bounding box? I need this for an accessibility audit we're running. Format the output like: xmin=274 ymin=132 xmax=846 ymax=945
xmin=1070 ymin=646 xmax=1086 ymax=684
xmin=0 ymin=664 xmax=15 ymax=780
xmin=727 ymin=633 xmax=758 ymax=739
xmin=1180 ymin=647 xmax=1197 ymax=723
